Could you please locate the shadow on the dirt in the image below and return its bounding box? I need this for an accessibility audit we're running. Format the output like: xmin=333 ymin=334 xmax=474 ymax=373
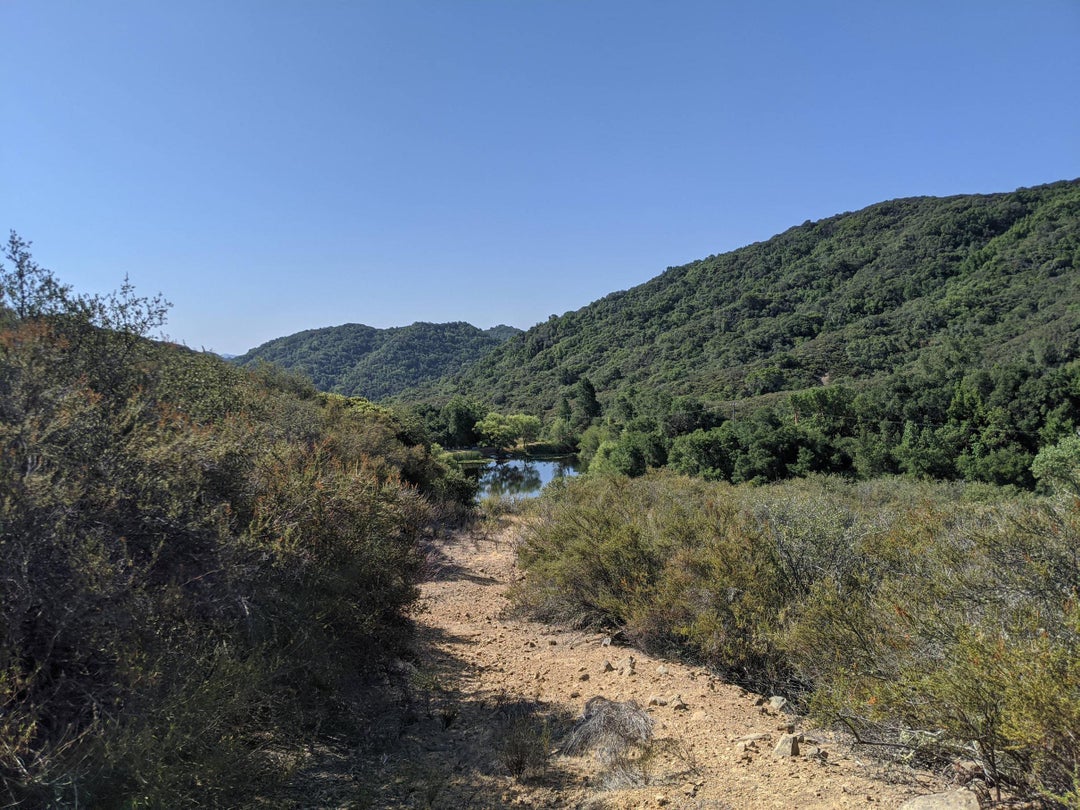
xmin=264 ymin=600 xmax=589 ymax=809
xmin=420 ymin=537 xmax=502 ymax=586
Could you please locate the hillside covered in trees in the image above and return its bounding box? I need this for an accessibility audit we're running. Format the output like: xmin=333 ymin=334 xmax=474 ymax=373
xmin=423 ymin=180 xmax=1078 ymax=409
xmin=405 ymin=180 xmax=1080 ymax=489
xmin=234 ymin=320 xmax=521 ymax=399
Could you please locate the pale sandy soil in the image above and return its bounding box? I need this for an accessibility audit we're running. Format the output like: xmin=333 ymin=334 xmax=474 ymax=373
xmin=282 ymin=521 xmax=959 ymax=809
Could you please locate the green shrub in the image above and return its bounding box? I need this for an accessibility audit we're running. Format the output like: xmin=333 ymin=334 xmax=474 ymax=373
xmin=513 ymin=471 xmax=1080 ymax=803
xmin=0 ymin=251 xmax=466 ymax=805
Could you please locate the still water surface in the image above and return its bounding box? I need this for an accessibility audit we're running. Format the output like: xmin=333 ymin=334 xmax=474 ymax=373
xmin=474 ymin=457 xmax=581 ymax=500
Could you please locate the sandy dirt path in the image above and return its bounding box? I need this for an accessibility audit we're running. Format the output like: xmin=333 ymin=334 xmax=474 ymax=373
xmin=299 ymin=522 xmax=955 ymax=809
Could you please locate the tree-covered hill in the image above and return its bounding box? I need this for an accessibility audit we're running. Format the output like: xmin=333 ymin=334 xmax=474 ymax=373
xmin=418 ymin=180 xmax=1079 ymax=414
xmin=233 ymin=321 xmax=521 ymax=399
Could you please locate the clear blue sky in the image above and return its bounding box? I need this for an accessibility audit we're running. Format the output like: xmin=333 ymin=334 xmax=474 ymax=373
xmin=3 ymin=1 xmax=1077 ymax=355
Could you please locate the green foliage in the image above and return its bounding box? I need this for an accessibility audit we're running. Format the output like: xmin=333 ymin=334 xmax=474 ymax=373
xmin=573 ymin=376 xmax=602 ymax=428
xmin=514 ymin=473 xmax=790 ymax=678
xmin=409 ymin=180 xmax=1080 ymax=489
xmin=234 ymin=320 xmax=521 ymax=400
xmin=1 ymin=230 xmax=75 ymax=319
xmin=1032 ymin=432 xmax=1080 ymax=496
xmin=587 ymin=430 xmax=666 ymax=477
xmin=0 ymin=240 xmax=467 ymax=806
xmin=786 ymin=495 xmax=1080 ymax=801
xmin=474 ymin=411 xmax=543 ymax=452
xmin=513 ymin=471 xmax=1080 ymax=803
xmin=440 ymin=394 xmax=487 ymax=447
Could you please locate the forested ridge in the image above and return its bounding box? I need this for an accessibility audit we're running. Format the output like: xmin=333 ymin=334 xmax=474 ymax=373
xmin=404 ymin=180 xmax=1080 ymax=490
xmin=425 ymin=180 xmax=1079 ymax=409
xmin=234 ymin=320 xmax=520 ymax=399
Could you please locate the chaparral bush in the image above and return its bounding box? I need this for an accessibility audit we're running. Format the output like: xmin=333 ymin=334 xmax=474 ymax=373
xmin=514 ymin=469 xmax=1079 ymax=805
xmin=0 ymin=235 xmax=467 ymax=807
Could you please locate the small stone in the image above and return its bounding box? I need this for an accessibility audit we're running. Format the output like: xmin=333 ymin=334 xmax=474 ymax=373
xmin=735 ymin=733 xmax=770 ymax=743
xmin=656 ymin=795 xmax=668 ymax=806
xmin=569 ymin=690 xmax=581 ymax=699
xmin=671 ymin=695 xmax=689 ymax=711
xmin=779 ymin=722 xmax=795 ymax=734
xmin=548 ymin=639 xmax=558 ymax=646
xmin=578 ymin=672 xmax=590 ymax=681
xmin=768 ymin=695 xmax=788 ymax=712
xmin=648 ymin=695 xmax=668 ymax=706
xmin=656 ymin=664 xmax=669 ymax=675
xmin=601 ymin=636 xmax=612 ymax=647
xmin=897 ymin=790 xmax=981 ymax=810
xmin=773 ymin=733 xmax=800 ymax=757
xmin=602 ymin=660 xmax=615 ymax=672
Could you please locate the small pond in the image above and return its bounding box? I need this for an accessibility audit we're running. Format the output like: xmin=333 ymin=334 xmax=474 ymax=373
xmin=472 ymin=457 xmax=582 ymax=500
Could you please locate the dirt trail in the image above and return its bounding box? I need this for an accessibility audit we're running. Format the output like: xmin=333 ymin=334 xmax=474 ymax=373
xmin=311 ymin=523 xmax=953 ymax=809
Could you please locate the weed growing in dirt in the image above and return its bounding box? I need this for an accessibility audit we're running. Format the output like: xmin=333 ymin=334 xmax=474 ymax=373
xmin=494 ymin=698 xmax=555 ymax=779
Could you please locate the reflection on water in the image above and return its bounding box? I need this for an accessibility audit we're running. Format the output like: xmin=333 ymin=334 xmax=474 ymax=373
xmin=474 ymin=457 xmax=581 ymax=500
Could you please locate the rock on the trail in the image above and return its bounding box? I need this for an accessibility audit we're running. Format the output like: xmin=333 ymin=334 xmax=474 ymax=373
xmin=768 ymin=695 xmax=788 ymax=712
xmin=656 ymin=664 xmax=669 ymax=676
xmin=601 ymin=660 xmax=615 ymax=673
xmin=670 ymin=694 xmax=688 ymax=711
xmin=735 ymin=733 xmax=771 ymax=743
xmin=617 ymin=655 xmax=636 ymax=675
xmin=898 ymin=790 xmax=981 ymax=810
xmin=648 ymin=695 xmax=668 ymax=707
xmin=773 ymin=733 xmax=800 ymax=757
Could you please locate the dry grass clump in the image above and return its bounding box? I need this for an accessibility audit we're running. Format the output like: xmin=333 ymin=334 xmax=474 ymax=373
xmin=562 ymin=697 xmax=654 ymax=761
